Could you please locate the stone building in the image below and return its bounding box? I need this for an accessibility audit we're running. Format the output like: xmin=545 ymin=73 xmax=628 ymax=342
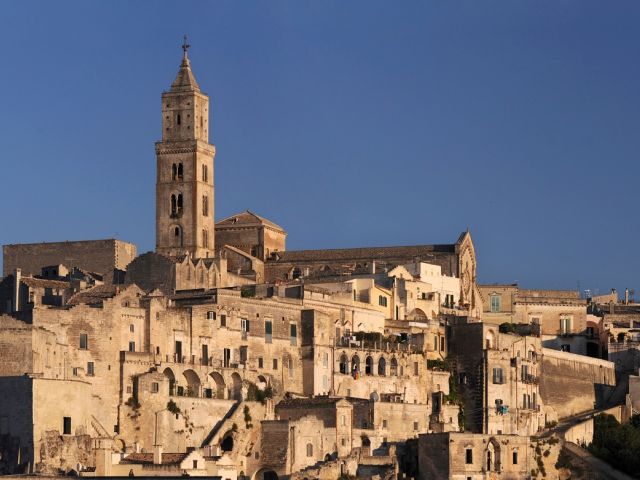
xmin=2 ymin=239 xmax=136 ymax=284
xmin=447 ymin=320 xmax=545 ymax=437
xmin=479 ymin=284 xmax=592 ymax=355
xmin=418 ymin=432 xmax=532 ymax=479
xmin=216 ymin=210 xmax=287 ymax=261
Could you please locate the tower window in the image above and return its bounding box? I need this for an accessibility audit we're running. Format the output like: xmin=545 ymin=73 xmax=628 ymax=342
xmin=176 ymin=114 xmax=181 ymax=125
xmin=202 ymin=229 xmax=208 ymax=248
xmin=174 ymin=226 xmax=180 ymax=237
xmin=203 ymin=195 xmax=208 ymax=216
xmin=202 ymin=164 xmax=208 ymax=182
xmin=172 ymin=163 xmax=177 ymax=180
xmin=177 ymin=163 xmax=183 ymax=180
xmin=171 ymin=194 xmax=183 ymax=217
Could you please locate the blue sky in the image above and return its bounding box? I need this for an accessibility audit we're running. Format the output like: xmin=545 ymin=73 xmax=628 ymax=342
xmin=1 ymin=1 xmax=639 ymax=295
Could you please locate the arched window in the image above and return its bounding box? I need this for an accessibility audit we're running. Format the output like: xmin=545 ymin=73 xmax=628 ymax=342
xmin=170 ymin=194 xmax=177 ymax=216
xmin=203 ymin=195 xmax=208 ymax=216
xmin=339 ymin=353 xmax=348 ymax=374
xmin=177 ymin=194 xmax=183 ymax=213
xmin=202 ymin=164 xmax=208 ymax=182
xmin=177 ymin=163 xmax=183 ymax=180
xmin=365 ymin=356 xmax=373 ymax=375
xmin=390 ymin=358 xmax=398 ymax=376
xmin=351 ymin=355 xmax=360 ymax=376
xmin=174 ymin=226 xmax=180 ymax=237
xmin=378 ymin=357 xmax=386 ymax=376
xmin=172 ymin=163 xmax=177 ymax=180
xmin=202 ymin=229 xmax=209 ymax=248
xmin=306 ymin=443 xmax=313 ymax=457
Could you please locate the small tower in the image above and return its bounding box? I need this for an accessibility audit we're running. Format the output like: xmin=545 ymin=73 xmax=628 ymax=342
xmin=156 ymin=37 xmax=216 ymax=258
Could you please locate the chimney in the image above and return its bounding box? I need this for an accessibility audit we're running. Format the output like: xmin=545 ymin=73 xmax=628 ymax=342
xmin=370 ymin=261 xmax=376 ymax=274
xmin=13 ymin=268 xmax=21 ymax=312
xmin=625 ymin=288 xmax=629 ymax=305
xmin=153 ymin=444 xmax=163 ymax=465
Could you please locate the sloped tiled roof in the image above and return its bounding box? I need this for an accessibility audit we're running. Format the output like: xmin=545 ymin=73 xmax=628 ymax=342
xmin=20 ymin=277 xmax=69 ymax=289
xmin=216 ymin=210 xmax=285 ymax=232
xmin=67 ymin=285 xmax=118 ymax=306
xmin=120 ymin=452 xmax=187 ymax=465
xmin=270 ymin=244 xmax=455 ymax=263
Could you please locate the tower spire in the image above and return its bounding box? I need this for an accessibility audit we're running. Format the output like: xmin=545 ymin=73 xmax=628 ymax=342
xmin=171 ymin=35 xmax=200 ymax=92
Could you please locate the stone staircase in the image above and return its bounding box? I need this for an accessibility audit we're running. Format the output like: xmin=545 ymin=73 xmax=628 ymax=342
xmin=201 ymin=400 xmax=240 ymax=447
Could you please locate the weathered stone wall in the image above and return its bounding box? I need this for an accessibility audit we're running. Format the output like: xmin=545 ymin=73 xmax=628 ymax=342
xmin=3 ymin=239 xmax=136 ymax=282
xmin=540 ymin=348 xmax=616 ymax=419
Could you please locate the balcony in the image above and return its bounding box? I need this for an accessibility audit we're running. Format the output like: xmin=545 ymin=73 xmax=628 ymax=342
xmin=522 ymin=374 xmax=538 ymax=385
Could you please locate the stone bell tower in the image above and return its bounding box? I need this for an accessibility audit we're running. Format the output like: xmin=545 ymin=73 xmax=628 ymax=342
xmin=156 ymin=37 xmax=215 ymax=258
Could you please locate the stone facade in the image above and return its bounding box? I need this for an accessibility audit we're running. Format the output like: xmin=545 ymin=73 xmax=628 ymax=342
xmin=2 ymin=239 xmax=136 ymax=283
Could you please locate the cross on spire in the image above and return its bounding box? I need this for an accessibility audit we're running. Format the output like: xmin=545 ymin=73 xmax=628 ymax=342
xmin=182 ymin=35 xmax=190 ymax=59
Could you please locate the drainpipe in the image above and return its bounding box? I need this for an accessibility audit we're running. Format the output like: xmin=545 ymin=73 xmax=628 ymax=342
xmin=13 ymin=268 xmax=21 ymax=312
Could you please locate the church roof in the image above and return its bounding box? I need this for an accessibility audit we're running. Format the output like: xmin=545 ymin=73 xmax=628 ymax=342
xmin=270 ymin=244 xmax=456 ymax=264
xmin=171 ymin=54 xmax=200 ymax=93
xmin=216 ymin=210 xmax=286 ymax=232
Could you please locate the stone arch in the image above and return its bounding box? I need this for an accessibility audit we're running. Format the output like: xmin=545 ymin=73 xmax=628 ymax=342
xmin=390 ymin=357 xmax=398 ymax=376
xmin=220 ymin=432 xmax=234 ymax=452
xmin=486 ymin=437 xmax=501 ymax=472
xmin=230 ymin=372 xmax=242 ymax=400
xmin=407 ymin=308 xmax=428 ymax=321
xmin=163 ymin=367 xmax=176 ymax=395
xmin=365 ymin=356 xmax=374 ymax=375
xmin=209 ymin=372 xmax=226 ymax=399
xmin=257 ymin=375 xmax=268 ymax=389
xmin=351 ymin=354 xmax=360 ymax=376
xmin=253 ymin=469 xmax=279 ymax=480
xmin=339 ymin=353 xmax=349 ymax=374
xmin=378 ymin=357 xmax=386 ymax=376
xmin=182 ymin=369 xmax=201 ymax=397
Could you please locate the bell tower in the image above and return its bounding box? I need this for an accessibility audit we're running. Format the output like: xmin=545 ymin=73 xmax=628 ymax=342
xmin=156 ymin=37 xmax=215 ymax=258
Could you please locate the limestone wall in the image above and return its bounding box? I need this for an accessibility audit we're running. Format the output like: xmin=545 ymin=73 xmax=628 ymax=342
xmin=3 ymin=239 xmax=136 ymax=281
xmin=540 ymin=348 xmax=616 ymax=419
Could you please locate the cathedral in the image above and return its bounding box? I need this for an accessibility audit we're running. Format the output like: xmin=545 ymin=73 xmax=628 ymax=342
xmin=2 ymin=42 xmax=613 ymax=480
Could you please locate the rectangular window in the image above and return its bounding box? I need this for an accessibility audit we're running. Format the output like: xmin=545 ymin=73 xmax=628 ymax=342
xmin=440 ymin=336 xmax=445 ymax=352
xmin=434 ymin=335 xmax=438 ymax=351
xmin=465 ymin=448 xmax=473 ymax=464
xmin=220 ymin=314 xmax=227 ymax=327
xmin=241 ymin=318 xmax=250 ymax=333
xmin=202 ymin=344 xmax=209 ymax=364
xmin=128 ymin=341 xmax=135 ymax=352
xmin=79 ymin=334 xmax=88 ymax=350
xmin=72 ymin=367 xmax=79 ymax=376
xmin=175 ymin=340 xmax=182 ymax=362
xmin=87 ymin=362 xmax=94 ymax=376
xmin=290 ymin=324 xmax=297 ymax=346
xmin=273 ymin=358 xmax=278 ymax=370
xmin=560 ymin=317 xmax=571 ymax=334
xmin=490 ymin=295 xmax=501 ymax=312
xmin=413 ymin=421 xmax=419 ymax=431
xmin=265 ymin=321 xmax=273 ymax=343
xmin=492 ymin=368 xmax=503 ymax=384
xmin=513 ymin=451 xmax=518 ymax=464
xmin=258 ymin=357 xmax=263 ymax=369
xmin=414 ymin=362 xmax=419 ymax=376
xmin=129 ymin=324 xmax=134 ymax=332
xmin=224 ymin=348 xmax=231 ymax=368
xmin=382 ymin=419 xmax=387 ymax=428
xmin=207 ymin=311 xmax=216 ymax=320
xmin=378 ymin=295 xmax=387 ymax=307
xmin=63 ymin=417 xmax=72 ymax=435
xmin=151 ymin=382 xmax=159 ymax=393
